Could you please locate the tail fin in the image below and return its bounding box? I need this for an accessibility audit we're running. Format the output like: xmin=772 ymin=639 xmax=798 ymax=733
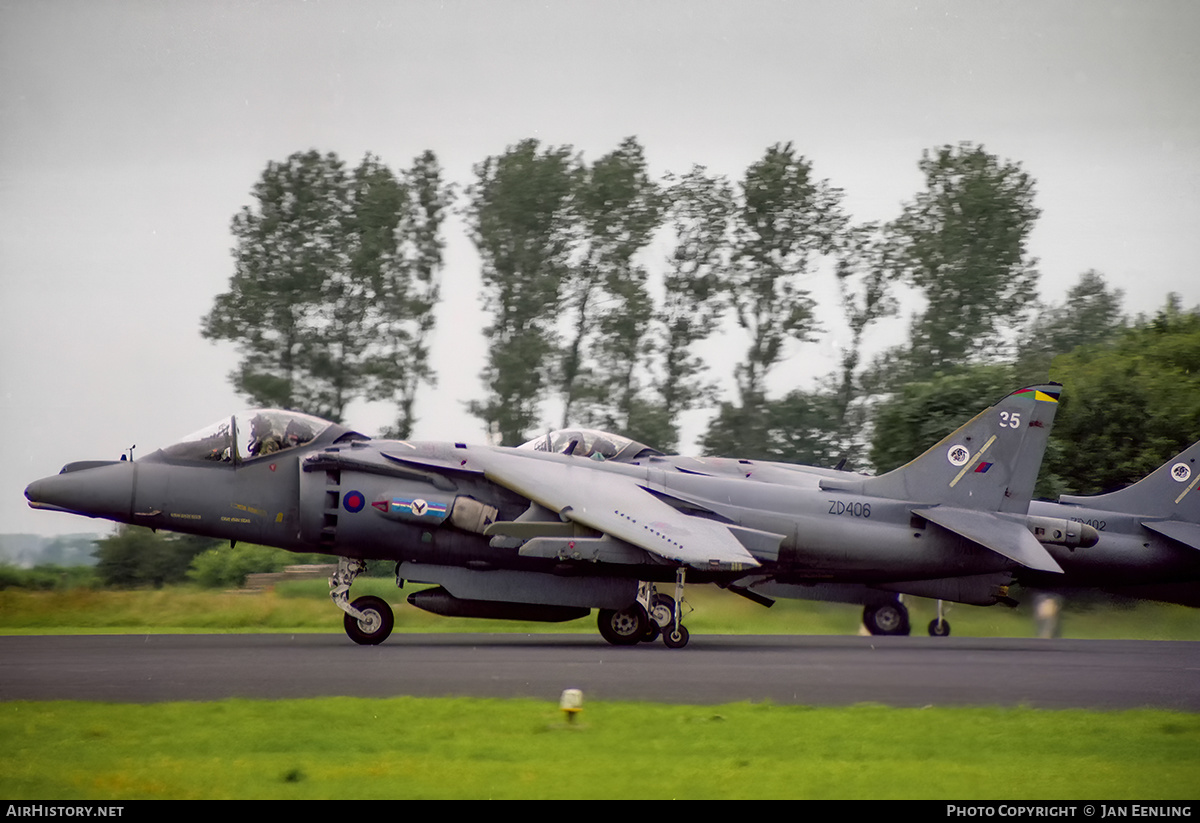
xmin=818 ymin=384 xmax=1064 ymax=573
xmin=1060 ymin=439 xmax=1200 ymax=522
xmin=824 ymin=384 xmax=1062 ymax=512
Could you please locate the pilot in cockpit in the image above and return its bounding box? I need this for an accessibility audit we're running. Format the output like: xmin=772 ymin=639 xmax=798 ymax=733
xmin=283 ymin=418 xmax=317 ymax=449
xmin=588 ymin=434 xmax=615 ymax=460
xmin=520 ymin=429 xmax=661 ymax=462
xmin=248 ymin=414 xmax=283 ymax=457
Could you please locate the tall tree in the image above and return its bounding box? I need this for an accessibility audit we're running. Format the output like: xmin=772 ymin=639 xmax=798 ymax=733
xmin=563 ymin=137 xmax=664 ymax=435
xmin=362 ymin=151 xmax=454 ymax=438
xmin=202 ymin=150 xmax=448 ymax=426
xmin=821 ymin=221 xmax=898 ymax=466
xmin=701 ymin=144 xmax=847 ymax=458
xmin=728 ymin=143 xmax=847 ymax=406
xmin=464 ymin=139 xmax=578 ymax=445
xmin=1015 ymin=269 xmax=1126 ymax=383
xmin=883 ymin=143 xmax=1040 ymax=381
xmin=204 ymin=151 xmax=349 ymax=418
xmin=645 ymin=165 xmax=734 ymax=452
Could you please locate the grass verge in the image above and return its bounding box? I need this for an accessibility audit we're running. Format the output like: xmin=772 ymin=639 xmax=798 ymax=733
xmin=2 ymin=698 xmax=1198 ymax=799
xmin=2 ymin=579 xmax=1200 ymax=639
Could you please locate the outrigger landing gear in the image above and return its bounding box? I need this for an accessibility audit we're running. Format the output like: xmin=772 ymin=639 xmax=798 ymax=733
xmin=330 ymin=557 xmax=395 ymax=645
xmin=928 ymin=599 xmax=951 ymax=637
xmin=659 ymin=568 xmax=690 ymax=649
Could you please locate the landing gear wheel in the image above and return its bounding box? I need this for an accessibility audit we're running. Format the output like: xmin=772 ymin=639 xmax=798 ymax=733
xmin=344 ymin=595 xmax=394 ymax=645
xmin=928 ymin=618 xmax=951 ymax=637
xmin=597 ymin=604 xmax=649 ymax=646
xmin=863 ymin=602 xmax=910 ymax=636
xmin=641 ymin=623 xmax=661 ymax=643
xmin=648 ymin=593 xmax=676 ymax=628
xmin=662 ymin=624 xmax=690 ymax=649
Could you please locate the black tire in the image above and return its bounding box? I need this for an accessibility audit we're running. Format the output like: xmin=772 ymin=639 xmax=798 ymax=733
xmin=863 ymin=602 xmax=910 ymax=636
xmin=648 ymin=593 xmax=676 ymax=628
xmin=344 ymin=595 xmax=394 ymax=645
xmin=928 ymin=618 xmax=951 ymax=637
xmin=597 ymin=605 xmax=649 ymax=646
xmin=662 ymin=624 xmax=690 ymax=649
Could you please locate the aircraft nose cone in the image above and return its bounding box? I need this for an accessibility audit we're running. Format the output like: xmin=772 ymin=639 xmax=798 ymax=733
xmin=24 ymin=479 xmax=47 ymax=504
xmin=25 ymin=461 xmax=136 ymax=522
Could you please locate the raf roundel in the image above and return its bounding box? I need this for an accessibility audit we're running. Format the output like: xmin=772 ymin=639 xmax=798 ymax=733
xmin=343 ymin=490 xmax=366 ymax=513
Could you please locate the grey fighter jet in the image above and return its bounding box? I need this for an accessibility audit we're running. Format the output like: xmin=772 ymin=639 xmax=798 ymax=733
xmin=1020 ymin=439 xmax=1200 ymax=606
xmin=25 ymin=385 xmax=1070 ymax=648
xmin=665 ymin=414 xmax=1200 ymax=635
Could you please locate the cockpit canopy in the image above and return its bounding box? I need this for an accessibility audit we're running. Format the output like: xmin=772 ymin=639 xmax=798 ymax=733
xmin=518 ymin=428 xmax=661 ymax=462
xmin=157 ymin=410 xmax=334 ymax=463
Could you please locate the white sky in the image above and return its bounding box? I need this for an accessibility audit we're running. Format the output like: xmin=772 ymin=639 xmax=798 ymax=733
xmin=3 ymin=0 xmax=1199 ymax=536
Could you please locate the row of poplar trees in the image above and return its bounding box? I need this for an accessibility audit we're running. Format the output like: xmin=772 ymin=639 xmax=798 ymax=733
xmin=202 ymin=137 xmax=1200 ymax=496
xmin=201 ymin=151 xmax=450 ymax=437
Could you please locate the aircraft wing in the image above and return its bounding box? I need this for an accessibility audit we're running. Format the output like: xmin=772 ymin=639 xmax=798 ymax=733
xmin=1142 ymin=519 xmax=1200 ymax=552
xmin=475 ymin=451 xmax=760 ymax=570
xmin=913 ymin=506 xmax=1064 ymax=573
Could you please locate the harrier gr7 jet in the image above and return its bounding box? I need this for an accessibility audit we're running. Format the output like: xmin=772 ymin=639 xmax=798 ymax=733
xmin=1019 ymin=438 xmax=1200 ymax=606
xmin=25 ymin=385 xmax=1069 ymax=648
xmin=577 ymin=383 xmax=1095 ymax=637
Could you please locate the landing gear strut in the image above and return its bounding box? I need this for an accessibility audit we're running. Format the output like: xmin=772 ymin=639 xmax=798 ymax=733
xmin=330 ymin=557 xmax=395 ymax=645
xmin=659 ymin=568 xmax=690 ymax=649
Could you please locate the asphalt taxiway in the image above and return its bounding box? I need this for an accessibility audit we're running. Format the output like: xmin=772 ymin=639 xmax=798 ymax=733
xmin=2 ymin=633 xmax=1197 ymax=709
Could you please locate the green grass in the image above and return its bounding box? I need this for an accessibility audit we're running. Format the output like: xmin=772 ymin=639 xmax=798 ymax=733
xmin=2 ymin=698 xmax=1198 ymax=799
xmin=2 ymin=578 xmax=1199 ymax=639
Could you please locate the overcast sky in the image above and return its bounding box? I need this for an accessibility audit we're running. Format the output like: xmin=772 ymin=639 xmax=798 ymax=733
xmin=3 ymin=0 xmax=1199 ymax=537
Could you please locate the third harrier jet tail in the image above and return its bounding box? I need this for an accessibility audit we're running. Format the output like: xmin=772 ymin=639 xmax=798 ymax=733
xmin=1057 ymin=439 xmax=1200 ymax=547
xmin=1025 ymin=438 xmax=1200 ymax=603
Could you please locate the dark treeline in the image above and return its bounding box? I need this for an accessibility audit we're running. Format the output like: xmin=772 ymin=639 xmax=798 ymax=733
xmin=202 ymin=138 xmax=1200 ymax=501
xmin=0 ymin=530 xmax=366 ymax=590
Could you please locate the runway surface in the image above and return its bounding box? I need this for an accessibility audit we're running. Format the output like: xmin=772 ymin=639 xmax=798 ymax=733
xmin=3 ymin=633 xmax=1198 ymax=710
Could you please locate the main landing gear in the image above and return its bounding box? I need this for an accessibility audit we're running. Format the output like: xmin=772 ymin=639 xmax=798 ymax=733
xmin=862 ymin=599 xmax=911 ymax=636
xmin=331 ymin=557 xmax=395 ymax=645
xmin=598 ymin=570 xmax=691 ymax=649
xmin=861 ymin=598 xmax=952 ymax=637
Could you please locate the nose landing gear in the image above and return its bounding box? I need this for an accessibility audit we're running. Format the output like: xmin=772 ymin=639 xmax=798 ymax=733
xmin=330 ymin=557 xmax=395 ymax=645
